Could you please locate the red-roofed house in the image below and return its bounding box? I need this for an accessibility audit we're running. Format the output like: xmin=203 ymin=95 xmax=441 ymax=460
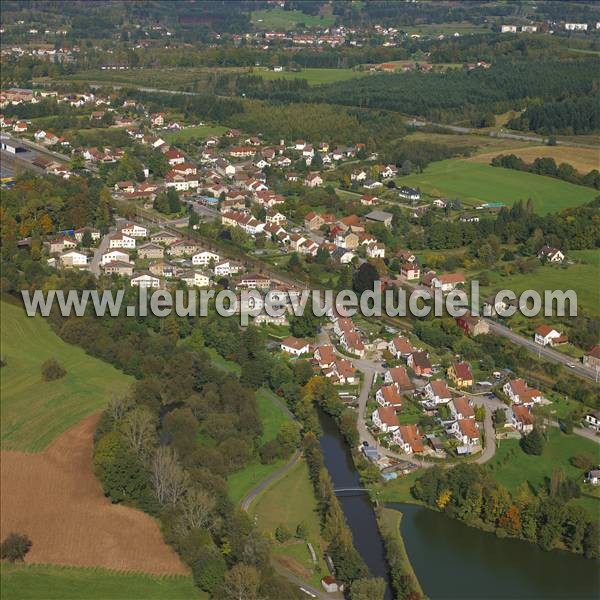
xmin=450 ymin=396 xmax=475 ymax=420
xmin=384 ymin=367 xmax=413 ymax=391
xmin=503 ymin=379 xmax=544 ymax=406
xmin=372 ymin=406 xmax=399 ymax=433
xmin=280 ymin=336 xmax=310 ymax=356
xmin=447 ymin=362 xmax=473 ymax=388
xmin=424 ymin=380 xmax=452 ymax=405
xmin=407 ymin=351 xmax=433 ymax=376
xmin=431 ymin=273 xmax=465 ymax=293
xmin=314 ymin=345 xmax=336 ymax=368
xmin=452 ymin=419 xmax=480 ymax=446
xmin=510 ymin=405 xmax=535 ymax=434
xmin=388 ymin=336 xmax=414 ymax=359
xmin=376 ymin=385 xmax=403 ymax=409
xmin=393 ymin=424 xmax=424 ymax=454
xmin=534 ymin=325 xmax=568 ymax=346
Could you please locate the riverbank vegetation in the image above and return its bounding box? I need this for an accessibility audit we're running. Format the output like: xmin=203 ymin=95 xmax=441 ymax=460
xmin=411 ymin=462 xmax=599 ymax=558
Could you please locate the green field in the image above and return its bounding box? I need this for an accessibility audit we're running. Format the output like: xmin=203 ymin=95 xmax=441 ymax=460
xmin=257 ymin=67 xmax=366 ymax=85
xmin=164 ymin=124 xmax=228 ymax=143
xmin=251 ymin=8 xmax=335 ymax=28
xmin=0 ymin=564 xmax=204 ymax=600
xmin=402 ymin=22 xmax=491 ymax=36
xmin=227 ymin=388 xmax=292 ymax=504
xmin=486 ymin=428 xmax=600 ymax=515
xmin=481 ymin=250 xmax=600 ymax=316
xmin=0 ymin=301 xmax=131 ymax=452
xmin=251 ymin=458 xmax=327 ymax=588
xmin=397 ymin=159 xmax=598 ymax=214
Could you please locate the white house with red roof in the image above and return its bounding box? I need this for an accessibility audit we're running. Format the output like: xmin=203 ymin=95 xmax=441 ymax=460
xmin=449 ymin=396 xmax=475 ymax=420
xmin=388 ymin=336 xmax=414 ymax=359
xmin=392 ymin=424 xmax=424 ymax=454
xmin=451 ymin=419 xmax=480 ymax=446
xmin=509 ymin=405 xmax=535 ymax=434
xmin=534 ymin=325 xmax=568 ymax=346
xmin=503 ymin=379 xmax=544 ymax=405
xmin=376 ymin=384 xmax=403 ymax=409
xmin=372 ymin=406 xmax=399 ymax=433
xmin=280 ymin=336 xmax=310 ymax=356
xmin=424 ymin=380 xmax=452 ymax=405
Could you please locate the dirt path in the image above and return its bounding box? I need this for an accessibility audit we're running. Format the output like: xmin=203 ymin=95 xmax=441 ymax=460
xmin=0 ymin=413 xmax=187 ymax=575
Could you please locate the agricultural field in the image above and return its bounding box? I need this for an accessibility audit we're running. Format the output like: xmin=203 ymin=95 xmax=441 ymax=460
xmin=396 ymin=158 xmax=598 ymax=214
xmin=480 ymin=250 xmax=600 ymax=316
xmin=257 ymin=67 xmax=367 ymax=85
xmin=226 ymin=388 xmax=293 ymax=504
xmin=251 ymin=458 xmax=328 ymax=589
xmin=404 ymin=131 xmax=535 ymax=155
xmin=485 ymin=429 xmax=600 ymax=517
xmin=401 ymin=22 xmax=492 ymax=36
xmin=1 ymin=413 xmax=187 ymax=574
xmin=0 ymin=564 xmax=203 ymax=600
xmin=0 ymin=301 xmax=131 ymax=452
xmin=251 ymin=8 xmax=335 ymax=29
xmin=163 ymin=124 xmax=228 ymax=143
xmin=468 ymin=145 xmax=600 ymax=174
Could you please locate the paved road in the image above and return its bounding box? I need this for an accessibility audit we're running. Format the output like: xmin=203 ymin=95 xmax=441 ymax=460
xmin=90 ymin=227 xmax=114 ymax=275
xmin=487 ymin=320 xmax=598 ymax=382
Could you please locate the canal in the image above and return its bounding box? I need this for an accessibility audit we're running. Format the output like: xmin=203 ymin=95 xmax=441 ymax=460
xmin=391 ymin=502 xmax=600 ymax=599
xmin=317 ymin=410 xmax=393 ymax=599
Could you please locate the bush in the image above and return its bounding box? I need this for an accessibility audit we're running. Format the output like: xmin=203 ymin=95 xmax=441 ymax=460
xmin=275 ymin=525 xmax=291 ymax=543
xmin=570 ymin=452 xmax=596 ymax=471
xmin=520 ymin=427 xmax=545 ymax=456
xmin=41 ymin=358 xmax=66 ymax=381
xmin=1 ymin=533 xmax=32 ymax=562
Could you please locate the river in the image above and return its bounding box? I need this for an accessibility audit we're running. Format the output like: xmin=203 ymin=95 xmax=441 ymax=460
xmin=317 ymin=410 xmax=393 ymax=599
xmin=391 ymin=502 xmax=600 ymax=599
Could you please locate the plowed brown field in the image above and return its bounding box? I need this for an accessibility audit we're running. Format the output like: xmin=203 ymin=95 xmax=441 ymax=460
xmin=0 ymin=413 xmax=187 ymax=575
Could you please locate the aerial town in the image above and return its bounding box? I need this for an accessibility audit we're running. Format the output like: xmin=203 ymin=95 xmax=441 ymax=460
xmin=1 ymin=2 xmax=599 ymax=600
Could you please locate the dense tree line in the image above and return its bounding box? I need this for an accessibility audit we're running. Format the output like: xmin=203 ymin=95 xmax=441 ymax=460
xmin=412 ymin=463 xmax=599 ymax=558
xmin=243 ymin=58 xmax=600 ymax=124
xmin=507 ymin=95 xmax=600 ymax=135
xmin=491 ymin=154 xmax=600 ymax=189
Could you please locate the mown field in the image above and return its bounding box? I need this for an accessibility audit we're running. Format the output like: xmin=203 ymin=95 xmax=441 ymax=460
xmin=0 ymin=564 xmax=203 ymax=600
xmin=251 ymin=458 xmax=327 ymax=589
xmin=397 ymin=158 xmax=598 ymax=214
xmin=257 ymin=67 xmax=367 ymax=85
xmin=0 ymin=301 xmax=131 ymax=452
xmin=163 ymin=124 xmax=228 ymax=142
xmin=251 ymin=8 xmax=335 ymax=28
xmin=468 ymin=145 xmax=600 ymax=174
xmin=227 ymin=388 xmax=292 ymax=504
xmin=480 ymin=250 xmax=600 ymax=316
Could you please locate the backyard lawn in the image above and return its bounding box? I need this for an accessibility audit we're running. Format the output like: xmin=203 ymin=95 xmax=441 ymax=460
xmin=164 ymin=124 xmax=228 ymax=143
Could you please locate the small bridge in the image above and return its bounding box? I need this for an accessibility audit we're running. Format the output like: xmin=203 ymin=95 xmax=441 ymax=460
xmin=333 ymin=487 xmax=369 ymax=494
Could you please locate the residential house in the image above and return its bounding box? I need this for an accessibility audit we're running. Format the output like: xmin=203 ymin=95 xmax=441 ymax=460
xmin=59 ymin=250 xmax=88 ymax=267
xmin=585 ymin=469 xmax=600 ymax=486
xmin=366 ymin=243 xmax=386 ymax=259
xmin=584 ymin=411 xmax=600 ymax=431
xmin=340 ymin=330 xmax=365 ymax=357
xmin=365 ymin=210 xmax=393 ymax=228
xmin=455 ymin=314 xmax=490 ymax=337
xmin=400 ymin=261 xmax=420 ymax=280
xmin=451 ymin=419 xmax=480 ymax=446
xmin=120 ymin=223 xmax=148 ymax=238
xmin=510 ymin=405 xmax=535 ymax=434
xmin=384 ymin=367 xmax=413 ymax=391
xmin=304 ymin=172 xmax=323 ymax=188
xmin=424 ymin=380 xmax=452 ymax=405
xmin=109 ymin=233 xmax=136 ymax=249
xmin=74 ymin=227 xmax=100 ymax=243
xmin=49 ymin=236 xmax=77 ymax=254
xmin=280 ymin=336 xmax=310 ymax=356
xmin=583 ymin=345 xmax=600 ymax=370
xmin=392 ymin=424 xmax=424 ymax=454
xmin=430 ymin=273 xmax=465 ymax=293
xmin=150 ymin=231 xmax=179 ymax=246
xmin=398 ymin=186 xmax=421 ymax=202
xmin=335 ymin=231 xmax=359 ymax=250
xmin=447 ymin=362 xmax=473 ymax=389
xmin=101 ymin=250 xmax=130 ymax=265
xmin=180 ymin=270 xmax=211 ymax=288
xmin=214 ymin=260 xmax=242 ymax=277
xmin=372 ymin=406 xmax=400 ymax=433
xmin=534 ymin=325 xmax=568 ymax=347
xmin=130 ymin=273 xmax=161 ymax=288
xmin=539 ymin=244 xmax=566 ymax=261
xmin=376 ymin=385 xmax=403 ymax=409
xmin=388 ymin=336 xmax=414 ymax=359
xmin=334 ymin=359 xmax=357 ymax=384
xmin=103 ymin=261 xmax=134 ymax=276
xmin=450 ymin=396 xmax=475 ymax=420
xmin=169 ymin=240 xmax=200 ymax=257
xmin=137 ymin=242 xmax=164 ymax=260
xmin=315 ymin=345 xmax=336 ymax=369
xmin=503 ymin=379 xmax=544 ymax=406
xmin=239 ymin=273 xmax=271 ymax=289
xmin=192 ymin=250 xmax=220 ymax=266
xmin=407 ymin=351 xmax=433 ymax=376
xmin=360 ymin=194 xmax=379 ymax=206
xmin=304 ymin=212 xmax=324 ymax=230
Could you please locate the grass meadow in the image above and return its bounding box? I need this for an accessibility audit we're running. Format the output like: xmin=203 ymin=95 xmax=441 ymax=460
xmin=0 ymin=301 xmax=131 ymax=452
xmin=397 ymin=159 xmax=598 ymax=214
xmin=0 ymin=564 xmax=204 ymax=600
